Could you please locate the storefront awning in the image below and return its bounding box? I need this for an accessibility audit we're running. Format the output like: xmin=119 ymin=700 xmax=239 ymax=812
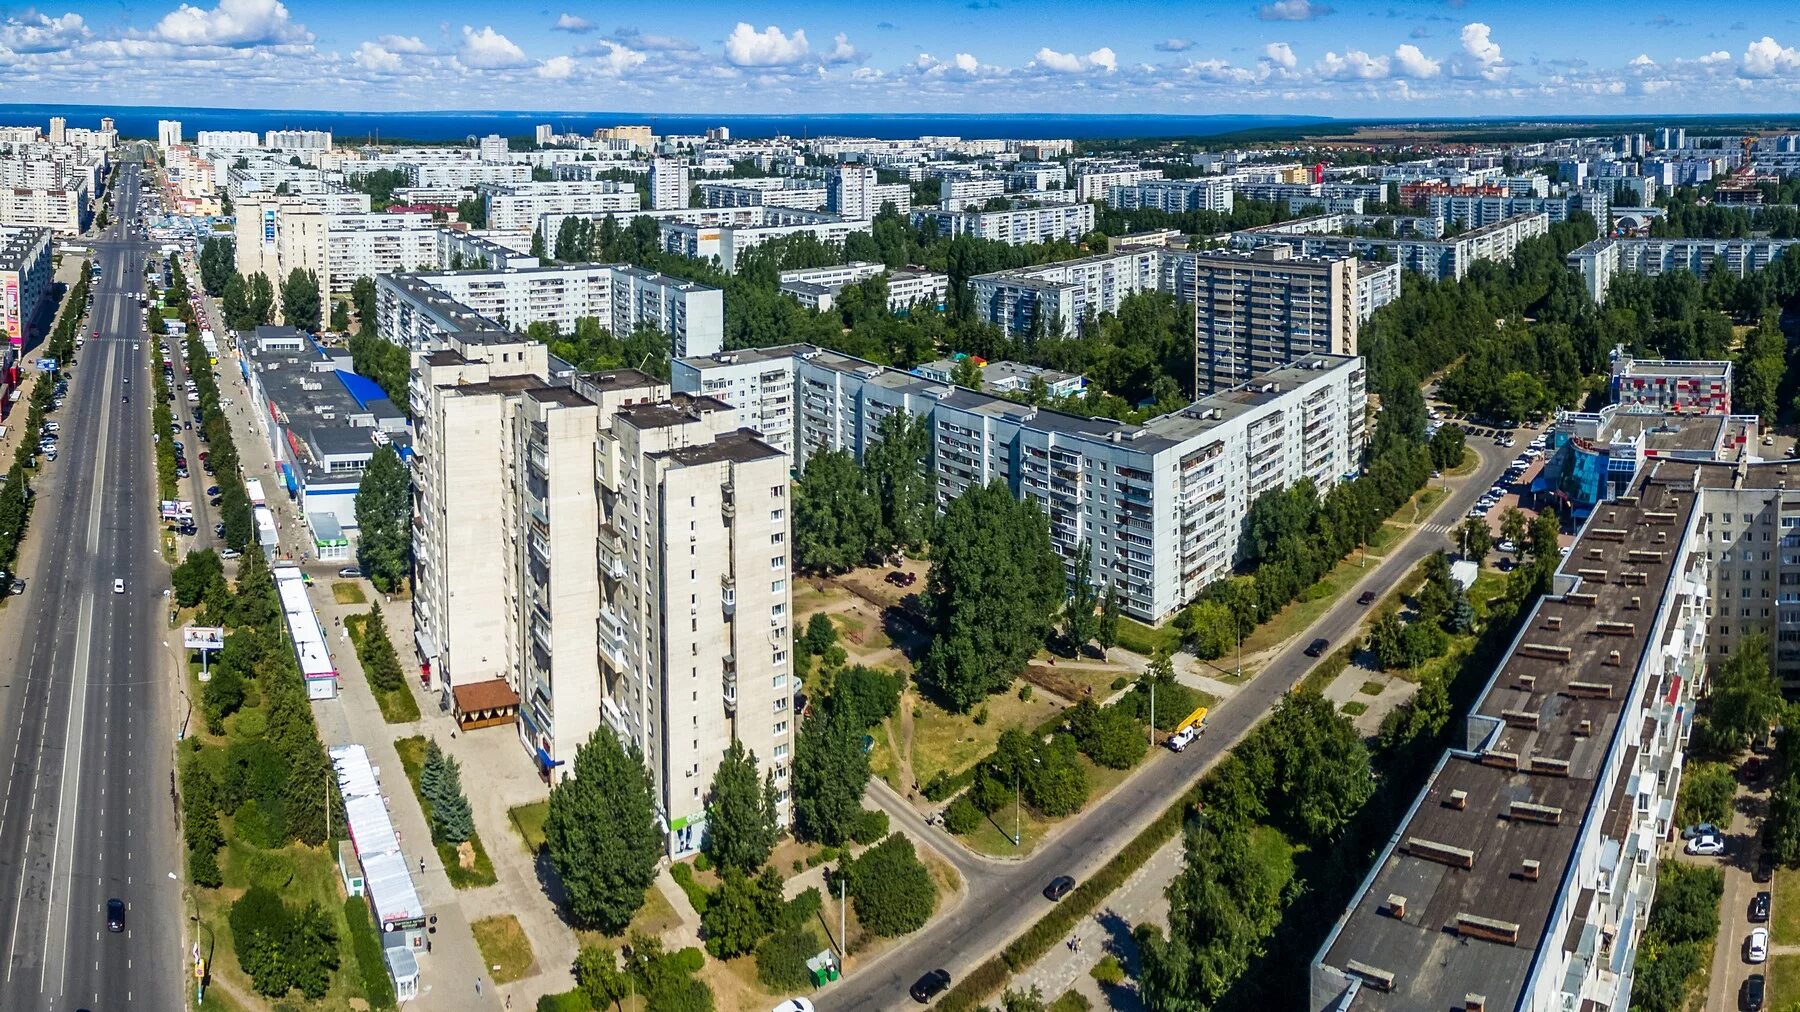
xmin=414 ymin=629 xmax=436 ymax=661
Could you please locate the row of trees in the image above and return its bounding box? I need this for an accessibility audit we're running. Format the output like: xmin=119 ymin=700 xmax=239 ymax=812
xmin=176 ymin=259 xmax=257 ymax=551
xmin=0 ymin=260 xmax=92 ymax=584
xmin=352 ymin=444 xmax=410 ymax=592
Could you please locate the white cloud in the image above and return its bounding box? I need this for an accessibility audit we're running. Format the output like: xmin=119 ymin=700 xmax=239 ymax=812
xmin=1263 ymin=42 xmax=1297 ymax=69
xmin=352 ymin=41 xmax=404 ymax=74
xmin=613 ymin=28 xmax=697 ymax=52
xmin=1457 ymin=22 xmax=1506 ymax=79
xmin=552 ymin=14 xmax=594 ymax=34
xmin=823 ymin=33 xmax=862 ymax=65
xmin=1155 ymin=38 xmax=1193 ymax=53
xmin=536 ymin=55 xmax=575 ymax=79
xmin=1393 ymin=43 xmax=1440 ymax=78
xmin=1258 ymin=0 xmax=1332 ymax=22
xmin=153 ymin=0 xmax=311 ymax=47
xmin=1628 ymin=53 xmax=1655 ymax=67
xmin=724 ymin=22 xmax=809 ymax=67
xmin=1742 ymin=37 xmax=1800 ymax=78
xmin=1 ymin=12 xmax=90 ymax=54
xmin=1697 ymin=50 xmax=1732 ymax=66
xmin=377 ymin=34 xmax=428 ymax=53
xmin=458 ymin=24 xmax=530 ymax=69
xmin=593 ymin=40 xmax=646 ymax=75
xmin=1318 ymin=49 xmax=1388 ymax=80
xmin=1031 ymin=46 xmax=1115 ymax=73
xmin=851 ymin=66 xmax=883 ymax=81
xmin=913 ymin=51 xmax=987 ymax=77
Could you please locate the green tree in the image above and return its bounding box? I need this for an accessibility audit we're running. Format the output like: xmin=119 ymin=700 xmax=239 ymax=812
xmin=1066 ymin=698 xmax=1148 ymax=770
xmin=1767 ymin=773 xmax=1800 ymax=867
xmin=1180 ymin=599 xmax=1238 ymax=660
xmin=1454 ymin=516 xmax=1493 ymax=561
xmin=575 ymin=945 xmax=632 ymax=1011
xmin=1061 ymin=540 xmax=1100 ymax=655
xmin=920 ymin=481 xmax=1064 ymax=711
xmin=221 ymin=271 xmax=254 ymax=331
xmin=791 ymin=697 xmax=871 ymax=845
xmin=172 ymin=547 xmax=225 ymax=608
xmin=545 ymin=727 xmax=662 ymax=932
xmin=1703 ymin=633 xmax=1783 ymax=752
xmin=429 ymin=746 xmax=475 ymax=843
xmin=1239 ymin=690 xmax=1374 ymax=842
xmin=832 ymin=665 xmax=901 ymax=729
xmin=700 ymin=868 xmax=767 ymax=958
xmin=1500 ymin=507 xmax=1529 ymax=554
xmin=704 ymin=740 xmax=778 ymax=875
xmin=837 ymin=833 xmax=937 ymax=936
xmin=1098 ymin=582 xmax=1121 ymax=651
xmin=1428 ymin=424 xmax=1466 ymax=471
xmin=802 ymin=611 xmax=837 ymax=657
xmin=353 ymin=445 xmax=411 ymax=592
xmin=1675 ymin=761 xmax=1738 ymax=828
xmin=792 ymin=450 xmax=879 ymax=573
xmin=279 ymin=268 xmax=322 ymax=331
xmin=350 ymin=275 xmax=378 ymax=335
xmin=329 ymin=298 xmax=349 ymax=333
xmin=249 ymin=271 xmax=277 ymax=325
xmin=864 ymin=411 xmax=933 ymax=553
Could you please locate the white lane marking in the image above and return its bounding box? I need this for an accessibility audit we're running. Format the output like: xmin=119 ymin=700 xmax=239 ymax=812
xmin=42 ymin=594 xmax=94 ymax=996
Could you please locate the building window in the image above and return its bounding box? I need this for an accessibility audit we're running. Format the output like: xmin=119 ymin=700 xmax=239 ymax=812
xmin=771 ymin=555 xmax=785 ymax=570
xmin=772 ymin=508 xmax=784 ymax=522
xmin=773 ymin=721 xmax=788 ymax=736
xmin=771 ymin=532 xmax=784 ymax=544
xmin=771 ymin=579 xmax=786 ymax=594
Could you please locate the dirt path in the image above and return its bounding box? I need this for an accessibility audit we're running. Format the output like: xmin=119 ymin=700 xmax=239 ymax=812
xmin=893 ymin=699 xmax=920 ymax=799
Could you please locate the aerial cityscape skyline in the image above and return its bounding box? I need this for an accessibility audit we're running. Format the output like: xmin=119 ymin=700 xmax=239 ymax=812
xmin=6 ymin=0 xmax=1800 ymax=113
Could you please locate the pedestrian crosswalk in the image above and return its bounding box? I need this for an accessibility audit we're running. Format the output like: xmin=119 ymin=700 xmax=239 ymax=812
xmin=1421 ymin=522 xmax=1456 ymax=535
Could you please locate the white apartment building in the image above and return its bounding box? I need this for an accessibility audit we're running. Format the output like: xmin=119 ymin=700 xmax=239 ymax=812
xmin=437 ymin=230 xmax=538 ymax=271
xmin=674 ymin=345 xmax=1367 ymax=623
xmin=777 ymin=263 xmax=950 ymax=314
xmin=1355 ymin=260 xmax=1403 ymax=320
xmin=650 ymin=157 xmax=690 ymax=210
xmin=970 ymin=249 xmax=1165 ymax=338
xmin=697 ymin=181 xmax=830 ymax=211
xmin=1106 ymin=178 xmax=1234 ymax=214
xmin=1312 ymin=459 xmax=1711 ymax=1012
xmin=376 ymin=264 xmax=724 ymax=358
xmin=1568 ymin=236 xmax=1800 ymax=304
xmin=479 ymin=181 xmax=641 ymax=233
xmin=828 ymin=164 xmax=911 ymax=219
xmin=264 ymin=129 xmax=332 ymax=150
xmin=913 ymin=203 xmax=1097 ymax=246
xmin=235 ymin=194 xmax=443 ymax=293
xmin=410 ymin=333 xmax=792 ymax=854
xmin=478 ymin=134 xmax=508 ymax=162
xmin=1231 ymin=212 xmax=1551 ymax=281
xmin=1074 ymin=168 xmax=1162 ymax=202
xmin=0 ymin=226 xmax=53 ymax=351
xmin=0 ymin=149 xmax=103 ymax=233
xmin=659 ymin=214 xmax=872 ymax=274
xmin=195 ymin=130 xmax=260 ymax=149
xmin=157 ymin=119 xmax=182 ymax=148
xmin=940 ymin=177 xmax=1008 ymax=207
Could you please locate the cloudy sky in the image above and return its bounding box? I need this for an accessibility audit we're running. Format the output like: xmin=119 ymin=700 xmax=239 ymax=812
xmin=5 ymin=0 xmax=1800 ymax=115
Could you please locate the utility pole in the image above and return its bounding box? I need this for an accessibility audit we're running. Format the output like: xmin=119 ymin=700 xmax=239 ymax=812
xmin=1013 ymin=767 xmax=1022 ymax=848
xmin=1148 ymin=680 xmax=1155 ymax=747
xmin=840 ymin=875 xmax=847 ymax=969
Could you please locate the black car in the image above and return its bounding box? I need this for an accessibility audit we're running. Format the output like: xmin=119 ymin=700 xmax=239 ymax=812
xmin=910 ymin=969 xmax=951 ymax=1004
xmin=1043 ymin=875 xmax=1076 ymax=901
xmin=1357 ymin=591 xmax=1377 ymax=606
xmin=1745 ymin=973 xmax=1766 ymax=1012
xmin=1304 ymin=637 xmax=1330 ymax=658
xmin=1752 ymin=890 xmax=1772 ymax=922
xmin=106 ymin=898 xmax=124 ymax=933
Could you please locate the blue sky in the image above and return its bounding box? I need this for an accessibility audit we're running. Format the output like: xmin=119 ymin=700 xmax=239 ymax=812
xmin=4 ymin=0 xmax=1800 ymax=115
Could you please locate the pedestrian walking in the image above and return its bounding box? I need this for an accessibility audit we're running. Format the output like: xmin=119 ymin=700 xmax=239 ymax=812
xmin=419 ymin=855 xmax=425 ymax=875
xmin=475 ymin=977 xmax=483 ymax=997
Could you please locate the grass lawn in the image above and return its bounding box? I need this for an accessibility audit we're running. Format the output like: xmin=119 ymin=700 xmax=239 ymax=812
xmin=1769 ymin=954 xmax=1800 ymax=1007
xmin=346 ymin=615 xmax=421 ymax=724
xmin=1446 ymin=445 xmax=1480 ymax=476
xmin=959 ymin=758 xmax=1136 ymax=858
xmin=1341 ymin=701 xmax=1369 ymax=717
xmin=1115 ymin=616 xmax=1180 ymax=657
xmin=471 ymin=914 xmax=536 ymax=984
xmin=1358 ymin=680 xmax=1384 ymax=695
xmin=573 ymin=884 xmax=682 ymax=947
xmin=393 ymin=735 xmax=499 ymax=888
xmin=907 ymin=680 xmax=1062 ymax=786
xmin=195 ymin=836 xmax=373 ymax=1010
xmin=830 ymin=609 xmax=893 ymax=654
xmin=508 ymin=800 xmax=549 ymax=854
xmin=1362 ymin=522 xmax=1403 ymax=558
xmin=1240 ymin=552 xmax=1378 ymax=660
xmin=331 ymin=581 xmax=367 ymax=604
xmin=869 ymin=719 xmax=902 ymax=791
xmin=1774 ymin=866 xmax=1800 ymax=947
xmin=1049 ymin=992 xmax=1094 ymax=1012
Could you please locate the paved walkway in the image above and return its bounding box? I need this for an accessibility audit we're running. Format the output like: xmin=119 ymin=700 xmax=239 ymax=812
xmin=1702 ymin=763 xmax=1771 ymax=1012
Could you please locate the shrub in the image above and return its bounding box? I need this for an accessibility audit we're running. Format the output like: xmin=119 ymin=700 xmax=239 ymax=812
xmin=669 ymin=862 xmax=711 ymax=916
xmin=1110 ymin=676 xmax=1130 ymax=691
xmin=693 ymin=851 xmax=712 ymax=873
xmin=835 ymin=665 xmax=902 ymax=727
xmin=839 ymin=834 xmax=937 ymax=937
xmin=669 ymin=946 xmax=706 ymax=975
xmin=1091 ymin=955 xmax=1126 ymax=986
xmin=1019 ymin=684 xmax=1033 ymax=702
xmin=922 ymin=770 xmax=957 ymax=801
xmin=849 ymin=808 xmax=890 ymax=845
xmin=944 ymin=796 xmax=981 ymax=834
xmin=536 ymin=991 xmax=593 ymax=1012
xmin=756 ymin=926 xmax=824 ymax=992
xmin=973 ymin=706 xmax=990 ymax=726
xmin=232 ymin=798 xmax=281 ymax=849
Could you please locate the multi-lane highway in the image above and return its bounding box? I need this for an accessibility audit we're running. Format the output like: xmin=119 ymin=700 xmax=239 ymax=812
xmin=0 ymin=159 xmax=182 ymax=1011
xmin=827 ymin=437 xmax=1517 ymax=1010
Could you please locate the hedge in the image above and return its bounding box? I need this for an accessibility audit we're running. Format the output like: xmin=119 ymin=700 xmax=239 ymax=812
xmin=343 ymin=896 xmax=397 ymax=1011
xmin=536 ymin=990 xmax=593 ymax=1012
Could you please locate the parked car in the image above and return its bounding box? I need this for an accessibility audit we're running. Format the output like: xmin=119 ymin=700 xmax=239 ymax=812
xmin=1685 ymin=835 xmax=1726 ymax=856
xmin=910 ymin=969 xmax=951 ymax=1004
xmin=1682 ymin=822 xmax=1722 ymax=840
xmin=1745 ymin=973 xmax=1766 ymax=1011
xmin=1749 ymin=927 xmax=1769 ymax=963
xmin=338 ymin=567 xmax=363 ymax=578
xmin=1042 ymin=875 xmax=1076 ymax=901
xmin=1752 ymin=891 xmax=1772 ymax=922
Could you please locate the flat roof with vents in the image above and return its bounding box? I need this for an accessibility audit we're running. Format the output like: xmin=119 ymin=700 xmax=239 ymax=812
xmin=1316 ymin=461 xmax=1702 ymax=1011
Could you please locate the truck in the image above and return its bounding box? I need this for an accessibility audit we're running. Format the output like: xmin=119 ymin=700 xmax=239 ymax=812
xmin=245 ymin=477 xmax=266 ymax=508
xmin=1167 ymin=706 xmax=1209 ymax=752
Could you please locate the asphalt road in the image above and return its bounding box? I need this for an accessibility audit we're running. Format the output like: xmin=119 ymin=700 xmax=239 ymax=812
xmin=0 ymin=160 xmax=183 ymax=1011
xmin=826 ymin=436 xmax=1517 ymax=1011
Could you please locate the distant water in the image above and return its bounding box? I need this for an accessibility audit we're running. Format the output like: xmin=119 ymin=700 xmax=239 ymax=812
xmin=0 ymin=102 xmax=1331 ymax=142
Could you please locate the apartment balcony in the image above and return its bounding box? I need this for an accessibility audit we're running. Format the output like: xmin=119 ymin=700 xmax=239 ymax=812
xmin=599 ymin=525 xmax=627 ymax=580
xmin=598 ymin=606 xmax=629 ymax=670
xmin=723 ymin=669 xmax=738 ymax=713
xmin=721 ymin=576 xmax=736 ymax=616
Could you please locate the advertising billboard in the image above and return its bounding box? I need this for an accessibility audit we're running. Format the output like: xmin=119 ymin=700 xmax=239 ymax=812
xmin=3 ymin=276 xmax=18 ymax=349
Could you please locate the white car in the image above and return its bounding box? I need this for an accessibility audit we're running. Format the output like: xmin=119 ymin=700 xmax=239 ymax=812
xmin=112 ymin=578 xmax=124 ymax=594
xmin=1749 ymin=927 xmax=1770 ymax=963
xmin=1684 ymin=835 xmax=1725 ymax=856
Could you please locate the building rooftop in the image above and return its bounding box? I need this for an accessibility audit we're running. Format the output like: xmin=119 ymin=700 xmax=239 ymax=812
xmin=1318 ymin=462 xmax=1701 ymax=1009
xmin=1604 ymin=412 xmax=1726 ymax=455
xmin=526 ymin=385 xmax=594 ymax=408
xmin=658 ymin=429 xmax=784 ymax=466
xmin=577 ymin=368 xmax=660 ymax=393
xmin=247 ymin=339 xmax=409 ymax=481
xmin=1616 ymin=360 xmax=1732 ymax=378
